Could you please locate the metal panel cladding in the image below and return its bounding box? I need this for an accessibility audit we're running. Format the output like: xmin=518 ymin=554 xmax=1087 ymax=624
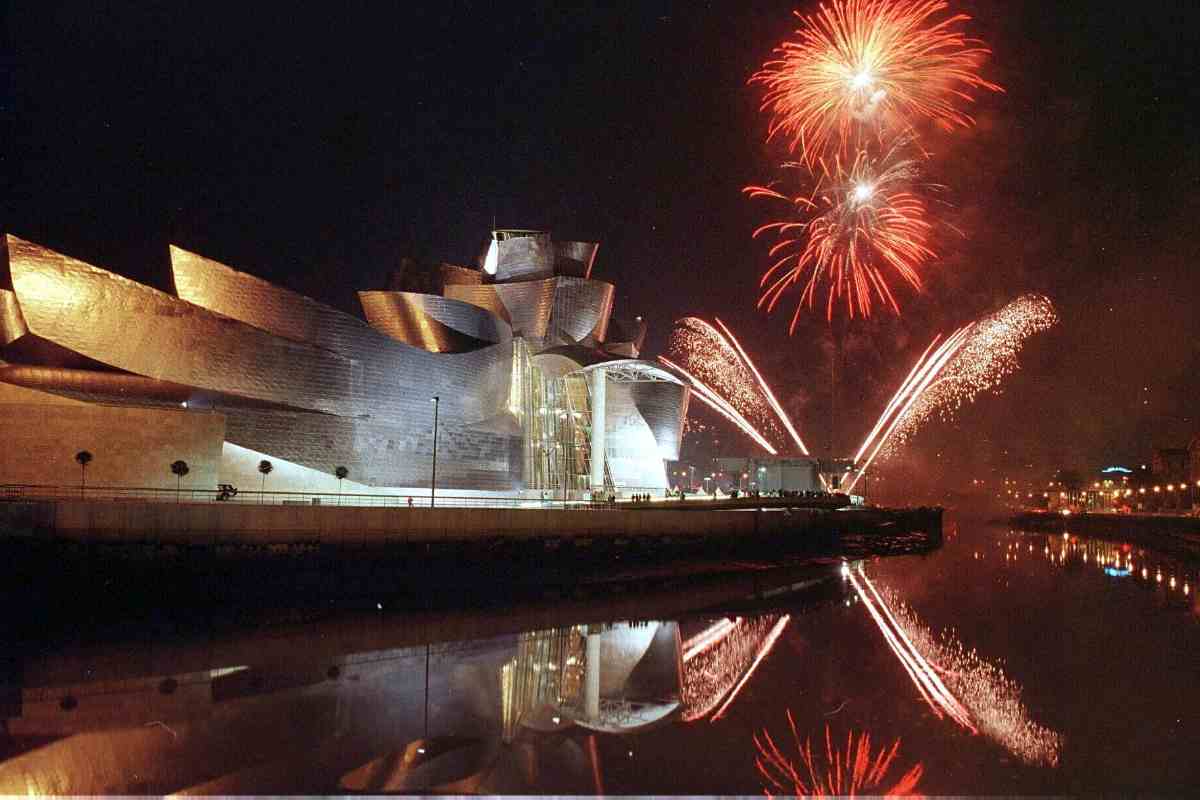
xmin=171 ymin=245 xmax=368 ymax=353
xmin=445 ymin=279 xmax=556 ymax=343
xmin=0 ymin=289 xmax=27 ymax=346
xmin=550 ymin=277 xmax=615 ymax=345
xmin=604 ymin=380 xmax=670 ymax=490
xmin=358 ymin=291 xmax=512 ymax=352
xmin=8 ymin=236 xmax=358 ymax=416
xmin=495 ymin=232 xmax=555 ymax=282
xmin=554 ymin=241 xmax=600 ymax=278
xmin=632 ymin=379 xmax=690 ymax=461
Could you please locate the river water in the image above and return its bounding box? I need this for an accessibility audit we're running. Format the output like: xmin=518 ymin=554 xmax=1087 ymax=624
xmin=1 ymin=515 xmax=1197 ymax=795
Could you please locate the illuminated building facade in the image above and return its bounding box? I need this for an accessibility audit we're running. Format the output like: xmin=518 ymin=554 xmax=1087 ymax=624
xmin=0 ymin=230 xmax=689 ymax=496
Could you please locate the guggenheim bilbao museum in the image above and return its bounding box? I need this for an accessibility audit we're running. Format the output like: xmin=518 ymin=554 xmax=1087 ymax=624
xmin=0 ymin=230 xmax=690 ymax=497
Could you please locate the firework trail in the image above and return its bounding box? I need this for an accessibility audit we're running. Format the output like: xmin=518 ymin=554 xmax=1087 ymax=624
xmin=714 ymin=317 xmax=810 ymax=454
xmin=849 ymin=564 xmax=1063 ymax=767
xmin=847 ymin=294 xmax=1057 ymax=493
xmin=660 ymin=317 xmax=812 ymax=455
xmin=658 ymin=356 xmax=779 ymax=455
xmin=755 ymin=714 xmax=924 ymax=797
xmin=681 ymin=614 xmax=789 ymax=721
xmin=746 ymin=140 xmax=935 ymax=326
xmin=752 ymin=0 xmax=1002 ymax=165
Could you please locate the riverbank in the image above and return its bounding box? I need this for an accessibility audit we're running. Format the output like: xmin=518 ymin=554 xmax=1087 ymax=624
xmin=1009 ymin=510 xmax=1200 ymax=560
xmin=0 ymin=499 xmax=941 ymax=627
xmin=0 ymin=497 xmax=937 ymax=545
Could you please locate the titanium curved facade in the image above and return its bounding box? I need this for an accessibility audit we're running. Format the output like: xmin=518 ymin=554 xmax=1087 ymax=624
xmin=358 ymin=291 xmax=511 ymax=352
xmin=554 ymin=241 xmax=599 ymax=278
xmin=10 ymin=236 xmax=360 ymax=416
xmin=445 ymin=279 xmax=556 ymax=342
xmin=493 ymin=231 xmax=554 ymax=282
xmin=632 ymin=379 xmax=690 ymax=461
xmin=1 ymin=227 xmax=689 ymax=496
xmin=550 ymin=277 xmax=614 ymax=345
xmin=0 ymin=289 xmax=26 ymax=346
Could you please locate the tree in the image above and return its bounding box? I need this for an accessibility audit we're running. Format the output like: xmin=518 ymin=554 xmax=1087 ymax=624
xmin=258 ymin=459 xmax=273 ymax=503
xmin=335 ymin=465 xmax=349 ymax=503
xmin=170 ymin=460 xmax=190 ymax=502
xmin=75 ymin=450 xmax=93 ymax=494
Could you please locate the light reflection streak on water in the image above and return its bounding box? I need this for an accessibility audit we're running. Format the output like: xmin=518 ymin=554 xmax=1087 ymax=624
xmin=1010 ymin=532 xmax=1197 ymax=603
xmin=847 ymin=565 xmax=975 ymax=731
xmin=857 ymin=562 xmax=1063 ymax=767
xmin=710 ymin=615 xmax=790 ymax=721
xmin=680 ymin=614 xmax=786 ymax=722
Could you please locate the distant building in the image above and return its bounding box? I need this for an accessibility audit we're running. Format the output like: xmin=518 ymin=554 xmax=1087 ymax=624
xmin=712 ymin=456 xmax=820 ymax=494
xmin=1191 ymin=435 xmax=1200 ymax=485
xmin=1151 ymin=447 xmax=1190 ymax=484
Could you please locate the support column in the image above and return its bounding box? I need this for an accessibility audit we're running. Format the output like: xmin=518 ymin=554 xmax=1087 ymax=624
xmin=589 ymin=368 xmax=607 ymax=491
xmin=585 ymin=631 xmax=601 ymax=721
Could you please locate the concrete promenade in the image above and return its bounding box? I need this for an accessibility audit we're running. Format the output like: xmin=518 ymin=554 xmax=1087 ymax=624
xmin=0 ymin=497 xmax=937 ymax=545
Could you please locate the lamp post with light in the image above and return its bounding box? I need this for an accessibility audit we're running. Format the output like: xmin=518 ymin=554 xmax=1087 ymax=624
xmin=430 ymin=395 xmax=439 ymax=508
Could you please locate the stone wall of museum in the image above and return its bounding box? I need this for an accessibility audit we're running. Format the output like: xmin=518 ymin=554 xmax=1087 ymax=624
xmin=0 ymin=383 xmax=225 ymax=490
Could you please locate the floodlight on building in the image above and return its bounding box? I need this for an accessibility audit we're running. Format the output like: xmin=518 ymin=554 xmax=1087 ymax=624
xmin=483 ymin=236 xmax=499 ymax=275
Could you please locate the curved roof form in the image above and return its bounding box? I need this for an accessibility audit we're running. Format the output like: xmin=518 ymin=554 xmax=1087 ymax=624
xmin=550 ymin=277 xmax=614 ymax=345
xmin=171 ymin=245 xmax=370 ymax=352
xmin=358 ymin=291 xmax=511 ymax=353
xmin=494 ymin=231 xmax=554 ymax=282
xmin=532 ymin=347 xmax=688 ymax=386
xmin=445 ymin=279 xmax=556 ymax=341
xmin=10 ymin=236 xmax=359 ymax=416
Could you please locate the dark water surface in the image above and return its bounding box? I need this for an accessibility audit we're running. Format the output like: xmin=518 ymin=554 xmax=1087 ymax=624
xmin=2 ymin=515 xmax=1198 ymax=795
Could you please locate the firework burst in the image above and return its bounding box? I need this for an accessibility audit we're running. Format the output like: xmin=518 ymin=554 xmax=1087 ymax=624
xmin=755 ymin=714 xmax=924 ymax=797
xmin=753 ymin=0 xmax=1002 ymax=164
xmin=848 ymin=294 xmax=1057 ymax=492
xmin=747 ymin=140 xmax=935 ymax=326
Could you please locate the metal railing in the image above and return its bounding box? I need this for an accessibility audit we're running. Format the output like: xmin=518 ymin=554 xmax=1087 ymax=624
xmin=0 ymin=484 xmax=749 ymax=511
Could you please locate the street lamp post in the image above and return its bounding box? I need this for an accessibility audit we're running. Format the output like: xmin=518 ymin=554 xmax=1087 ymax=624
xmin=430 ymin=396 xmax=439 ymax=508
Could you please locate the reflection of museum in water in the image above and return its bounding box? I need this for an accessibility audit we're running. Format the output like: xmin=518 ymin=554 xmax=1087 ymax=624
xmin=0 ymin=230 xmax=689 ymax=496
xmin=0 ymin=620 xmax=691 ymax=794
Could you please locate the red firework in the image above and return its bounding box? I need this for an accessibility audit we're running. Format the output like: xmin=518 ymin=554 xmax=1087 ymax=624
xmin=754 ymin=715 xmax=925 ymax=798
xmin=752 ymin=0 xmax=1002 ymax=164
xmin=746 ymin=140 xmax=935 ymax=327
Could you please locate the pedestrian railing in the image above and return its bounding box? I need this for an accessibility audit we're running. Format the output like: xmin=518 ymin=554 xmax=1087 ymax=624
xmin=0 ymin=484 xmax=784 ymax=510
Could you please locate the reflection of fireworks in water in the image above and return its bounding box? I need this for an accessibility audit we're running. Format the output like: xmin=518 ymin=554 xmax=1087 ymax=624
xmin=661 ymin=317 xmax=811 ymax=455
xmin=848 ymin=294 xmax=1057 ymax=493
xmin=681 ymin=614 xmax=789 ymax=721
xmin=852 ymin=565 xmax=1063 ymax=767
xmin=747 ymin=140 xmax=934 ymax=324
xmin=755 ymin=714 xmax=923 ymax=797
xmin=752 ymin=0 xmax=1002 ymax=165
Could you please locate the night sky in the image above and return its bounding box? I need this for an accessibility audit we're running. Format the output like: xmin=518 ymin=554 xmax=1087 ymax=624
xmin=3 ymin=1 xmax=1197 ymax=488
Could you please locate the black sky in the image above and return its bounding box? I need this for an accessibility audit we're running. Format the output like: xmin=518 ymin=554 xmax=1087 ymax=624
xmin=3 ymin=1 xmax=1198 ymax=486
